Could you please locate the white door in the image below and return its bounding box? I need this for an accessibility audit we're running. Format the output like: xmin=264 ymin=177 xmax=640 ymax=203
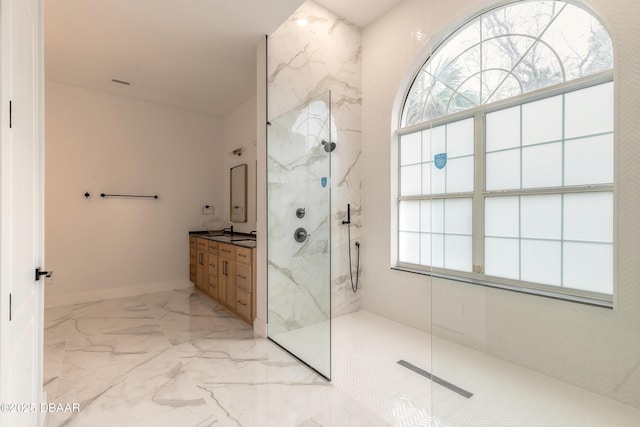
xmin=0 ymin=0 xmax=45 ymax=426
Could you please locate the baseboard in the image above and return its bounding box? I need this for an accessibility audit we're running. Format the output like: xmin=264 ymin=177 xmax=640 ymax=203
xmin=253 ymin=317 xmax=267 ymax=338
xmin=44 ymin=280 xmax=193 ymax=308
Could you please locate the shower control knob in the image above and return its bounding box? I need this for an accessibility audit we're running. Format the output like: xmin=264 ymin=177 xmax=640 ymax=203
xmin=294 ymin=227 xmax=310 ymax=243
xmin=296 ymin=208 xmax=306 ymax=218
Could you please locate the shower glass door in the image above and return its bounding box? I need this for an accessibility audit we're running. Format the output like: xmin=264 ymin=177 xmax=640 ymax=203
xmin=267 ymin=92 xmax=332 ymax=379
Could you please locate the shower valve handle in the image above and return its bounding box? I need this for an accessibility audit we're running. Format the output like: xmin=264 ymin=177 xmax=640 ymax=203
xmin=294 ymin=228 xmax=310 ymax=243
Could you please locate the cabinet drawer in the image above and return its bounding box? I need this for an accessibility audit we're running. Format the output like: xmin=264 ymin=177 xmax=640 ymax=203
xmin=218 ymin=243 xmax=236 ymax=258
xmin=236 ymin=288 xmax=251 ymax=320
xmin=236 ymin=263 xmax=251 ymax=292
xmin=208 ymin=241 xmax=218 ymax=255
xmin=189 ymin=237 xmax=196 ymax=248
xmin=196 ymin=238 xmax=207 ymax=250
xmin=236 ymin=247 xmax=252 ymax=264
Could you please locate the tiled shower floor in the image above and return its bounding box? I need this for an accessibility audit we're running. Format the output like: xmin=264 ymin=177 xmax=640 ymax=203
xmin=44 ymin=289 xmax=640 ymax=426
xmin=332 ymin=311 xmax=640 ymax=426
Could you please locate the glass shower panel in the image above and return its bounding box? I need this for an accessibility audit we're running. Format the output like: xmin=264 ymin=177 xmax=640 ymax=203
xmin=267 ymin=92 xmax=332 ymax=379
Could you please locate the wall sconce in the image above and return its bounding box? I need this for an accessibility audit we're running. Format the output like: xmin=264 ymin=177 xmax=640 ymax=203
xmin=231 ymin=147 xmax=244 ymax=156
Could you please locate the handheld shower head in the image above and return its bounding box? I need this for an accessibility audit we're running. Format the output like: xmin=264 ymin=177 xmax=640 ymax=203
xmin=321 ymin=140 xmax=336 ymax=153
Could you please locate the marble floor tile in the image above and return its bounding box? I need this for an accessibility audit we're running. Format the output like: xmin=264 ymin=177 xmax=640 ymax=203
xmin=44 ymin=289 xmax=387 ymax=427
xmin=43 ymin=342 xmax=66 ymax=401
xmin=46 ymin=290 xmax=640 ymax=426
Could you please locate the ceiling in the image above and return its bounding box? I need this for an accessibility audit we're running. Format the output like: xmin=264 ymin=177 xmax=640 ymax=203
xmin=45 ymin=0 xmax=401 ymax=117
xmin=316 ymin=0 xmax=403 ymax=27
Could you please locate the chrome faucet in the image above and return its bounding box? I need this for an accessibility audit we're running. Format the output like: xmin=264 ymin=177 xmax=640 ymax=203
xmin=223 ymin=225 xmax=234 ymax=236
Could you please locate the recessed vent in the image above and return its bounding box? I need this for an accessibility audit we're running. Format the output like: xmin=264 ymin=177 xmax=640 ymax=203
xmin=111 ymin=78 xmax=132 ymax=86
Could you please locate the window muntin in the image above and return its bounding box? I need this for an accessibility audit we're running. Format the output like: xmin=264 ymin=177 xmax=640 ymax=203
xmin=399 ymin=118 xmax=475 ymax=197
xmin=485 ymin=81 xmax=614 ymax=191
xmin=397 ymin=1 xmax=614 ymax=301
xmin=399 ymin=198 xmax=473 ymax=272
xmin=402 ymin=1 xmax=613 ymax=127
xmin=398 ymin=116 xmax=475 ymax=273
xmin=484 ymin=191 xmax=614 ymax=294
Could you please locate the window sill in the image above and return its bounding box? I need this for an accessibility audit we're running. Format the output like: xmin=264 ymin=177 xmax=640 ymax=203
xmin=391 ymin=266 xmax=614 ymax=309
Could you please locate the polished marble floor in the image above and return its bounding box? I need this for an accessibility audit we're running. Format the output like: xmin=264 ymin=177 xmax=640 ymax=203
xmin=44 ymin=289 xmax=640 ymax=426
xmin=43 ymin=289 xmax=385 ymax=426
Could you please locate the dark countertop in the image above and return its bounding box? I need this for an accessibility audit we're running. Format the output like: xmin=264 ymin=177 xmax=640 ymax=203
xmin=189 ymin=231 xmax=257 ymax=249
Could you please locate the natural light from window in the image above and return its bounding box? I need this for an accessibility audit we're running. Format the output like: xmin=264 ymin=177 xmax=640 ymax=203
xmin=397 ymin=0 xmax=614 ymax=302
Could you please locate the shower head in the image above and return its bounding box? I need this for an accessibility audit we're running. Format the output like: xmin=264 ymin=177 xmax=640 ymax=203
xmin=321 ymin=140 xmax=336 ymax=153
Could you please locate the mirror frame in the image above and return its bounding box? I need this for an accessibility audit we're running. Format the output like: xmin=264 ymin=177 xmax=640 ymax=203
xmin=230 ymin=164 xmax=248 ymax=223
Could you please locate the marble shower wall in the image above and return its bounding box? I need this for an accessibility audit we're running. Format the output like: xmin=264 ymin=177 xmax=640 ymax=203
xmin=267 ymin=94 xmax=332 ymax=339
xmin=267 ymin=0 xmax=363 ymax=320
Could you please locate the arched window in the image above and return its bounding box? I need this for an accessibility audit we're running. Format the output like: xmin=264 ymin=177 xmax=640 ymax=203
xmin=396 ymin=1 xmax=614 ymax=303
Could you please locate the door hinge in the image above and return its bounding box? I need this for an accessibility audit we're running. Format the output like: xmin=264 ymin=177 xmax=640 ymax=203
xmin=9 ymin=293 xmax=12 ymax=321
xmin=9 ymin=100 xmax=12 ymax=128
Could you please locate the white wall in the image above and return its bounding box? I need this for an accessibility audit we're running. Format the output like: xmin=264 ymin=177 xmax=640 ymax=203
xmin=361 ymin=0 xmax=640 ymax=408
xmin=223 ymin=96 xmax=257 ymax=234
xmin=45 ymin=81 xmax=224 ymax=306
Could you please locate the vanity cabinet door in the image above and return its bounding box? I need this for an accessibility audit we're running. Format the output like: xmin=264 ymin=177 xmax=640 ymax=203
xmin=207 ymin=242 xmax=219 ymax=299
xmin=217 ymin=259 xmax=227 ymax=302
xmin=195 ymin=238 xmax=208 ymax=292
xmin=224 ymin=259 xmax=236 ymax=308
xmin=217 ymin=257 xmax=236 ymax=307
xmin=189 ymin=237 xmax=197 ymax=284
xmin=217 ymin=244 xmax=236 ymax=308
xmin=208 ymin=255 xmax=218 ymax=299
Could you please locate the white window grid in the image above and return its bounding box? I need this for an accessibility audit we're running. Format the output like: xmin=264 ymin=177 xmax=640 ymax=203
xmin=397 ymin=73 xmax=614 ymax=303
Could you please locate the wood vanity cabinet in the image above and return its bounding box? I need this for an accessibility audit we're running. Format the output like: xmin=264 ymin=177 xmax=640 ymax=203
xmin=189 ymin=235 xmax=255 ymax=326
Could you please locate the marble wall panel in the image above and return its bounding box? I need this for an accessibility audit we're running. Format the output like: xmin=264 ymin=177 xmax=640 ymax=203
xmin=267 ymin=0 xmax=363 ymax=333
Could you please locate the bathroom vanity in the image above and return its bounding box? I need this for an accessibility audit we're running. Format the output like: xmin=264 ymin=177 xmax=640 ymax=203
xmin=189 ymin=232 xmax=256 ymax=326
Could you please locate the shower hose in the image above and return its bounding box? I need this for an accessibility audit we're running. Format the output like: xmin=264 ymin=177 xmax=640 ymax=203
xmin=347 ymin=221 xmax=360 ymax=293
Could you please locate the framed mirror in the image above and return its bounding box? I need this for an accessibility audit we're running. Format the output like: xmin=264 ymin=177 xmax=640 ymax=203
xmin=230 ymin=164 xmax=247 ymax=222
